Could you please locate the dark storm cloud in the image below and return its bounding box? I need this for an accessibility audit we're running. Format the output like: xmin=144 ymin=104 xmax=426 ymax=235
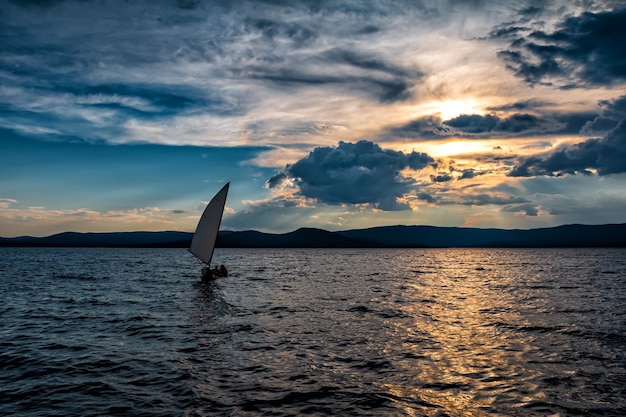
xmin=431 ymin=174 xmax=453 ymax=183
xmin=244 ymin=46 xmax=421 ymax=103
xmin=581 ymin=116 xmax=619 ymax=135
xmin=462 ymin=194 xmax=529 ymax=206
xmin=486 ymin=99 xmax=551 ymax=112
xmin=554 ymin=112 xmax=603 ymax=135
xmin=446 ymin=113 xmax=565 ymax=135
xmin=245 ymin=66 xmax=415 ymax=104
xmin=509 ymin=95 xmax=626 ymax=177
xmin=459 ymin=169 xmax=476 ymax=179
xmin=322 ymin=48 xmax=421 ymax=102
xmin=384 ymin=116 xmax=448 ymax=139
xmin=496 ymin=114 xmax=559 ymax=133
xmin=445 ymin=114 xmax=499 ymax=133
xmin=502 ymin=203 xmax=539 ymax=216
xmin=496 ymin=8 xmax=626 ymax=87
xmin=417 ymin=192 xmax=435 ymax=203
xmin=487 ymin=25 xmax=530 ymax=39
xmin=383 ymin=110 xmax=585 ymax=140
xmin=424 ymin=166 xmax=481 ymax=184
xmin=580 ymin=95 xmax=626 ymax=134
xmin=267 ymin=140 xmax=435 ymax=210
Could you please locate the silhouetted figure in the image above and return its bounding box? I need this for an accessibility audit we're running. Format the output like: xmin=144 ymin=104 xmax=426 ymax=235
xmin=213 ymin=264 xmax=228 ymax=277
xmin=201 ymin=264 xmax=228 ymax=281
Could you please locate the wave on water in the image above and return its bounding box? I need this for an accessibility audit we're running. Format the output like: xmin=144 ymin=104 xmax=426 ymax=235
xmin=1 ymin=247 xmax=625 ymax=416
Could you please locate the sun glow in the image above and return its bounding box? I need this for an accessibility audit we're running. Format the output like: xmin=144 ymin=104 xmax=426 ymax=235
xmin=420 ymin=98 xmax=483 ymax=121
xmin=419 ymin=140 xmax=495 ymax=157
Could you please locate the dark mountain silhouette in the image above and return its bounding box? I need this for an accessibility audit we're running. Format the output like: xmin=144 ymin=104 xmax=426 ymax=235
xmin=1 ymin=224 xmax=625 ymax=248
xmin=0 ymin=231 xmax=192 ymax=248
xmin=337 ymin=224 xmax=626 ymax=248
xmin=218 ymin=227 xmax=373 ymax=248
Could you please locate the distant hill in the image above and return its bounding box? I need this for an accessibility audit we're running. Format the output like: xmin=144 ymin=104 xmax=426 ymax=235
xmin=1 ymin=224 xmax=626 ymax=248
xmin=337 ymin=224 xmax=626 ymax=248
xmin=218 ymin=227 xmax=373 ymax=248
xmin=0 ymin=231 xmax=192 ymax=248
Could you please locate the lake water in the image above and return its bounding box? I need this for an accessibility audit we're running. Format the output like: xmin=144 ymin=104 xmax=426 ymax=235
xmin=1 ymin=247 xmax=625 ymax=416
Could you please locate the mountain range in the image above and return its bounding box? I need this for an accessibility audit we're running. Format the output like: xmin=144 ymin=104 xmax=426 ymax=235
xmin=2 ymin=224 xmax=626 ymax=248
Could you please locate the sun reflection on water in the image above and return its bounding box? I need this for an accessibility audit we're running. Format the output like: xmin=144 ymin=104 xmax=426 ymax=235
xmin=376 ymin=249 xmax=551 ymax=416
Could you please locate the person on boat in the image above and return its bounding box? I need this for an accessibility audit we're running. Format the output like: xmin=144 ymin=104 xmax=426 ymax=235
xmin=213 ymin=264 xmax=228 ymax=277
xmin=201 ymin=265 xmax=226 ymax=281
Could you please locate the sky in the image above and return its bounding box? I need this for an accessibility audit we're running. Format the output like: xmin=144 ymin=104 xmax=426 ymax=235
xmin=1 ymin=0 xmax=626 ymax=237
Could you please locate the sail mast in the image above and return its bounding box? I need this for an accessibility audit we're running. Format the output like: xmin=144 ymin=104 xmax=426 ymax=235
xmin=208 ymin=182 xmax=228 ymax=265
xmin=190 ymin=182 xmax=229 ymax=265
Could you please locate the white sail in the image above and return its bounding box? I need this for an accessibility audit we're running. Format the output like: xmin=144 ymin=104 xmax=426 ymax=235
xmin=190 ymin=182 xmax=229 ymax=265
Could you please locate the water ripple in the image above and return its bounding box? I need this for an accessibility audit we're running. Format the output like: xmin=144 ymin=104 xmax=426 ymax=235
xmin=1 ymin=247 xmax=625 ymax=416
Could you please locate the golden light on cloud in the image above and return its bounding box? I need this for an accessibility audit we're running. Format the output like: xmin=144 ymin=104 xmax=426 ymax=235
xmin=418 ymin=98 xmax=484 ymax=121
xmin=415 ymin=135 xmax=583 ymax=159
xmin=425 ymin=140 xmax=495 ymax=157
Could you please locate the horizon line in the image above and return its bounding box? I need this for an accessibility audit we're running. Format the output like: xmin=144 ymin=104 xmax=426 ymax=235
xmin=3 ymin=222 xmax=626 ymax=239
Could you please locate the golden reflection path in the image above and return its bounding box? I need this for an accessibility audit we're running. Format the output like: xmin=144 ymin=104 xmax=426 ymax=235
xmin=378 ymin=249 xmax=549 ymax=416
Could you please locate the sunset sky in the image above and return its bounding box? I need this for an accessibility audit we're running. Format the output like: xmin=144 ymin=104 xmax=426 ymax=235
xmin=2 ymin=0 xmax=626 ymax=237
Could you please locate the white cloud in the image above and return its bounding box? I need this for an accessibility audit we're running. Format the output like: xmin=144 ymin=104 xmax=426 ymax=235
xmin=0 ymin=201 xmax=188 ymax=237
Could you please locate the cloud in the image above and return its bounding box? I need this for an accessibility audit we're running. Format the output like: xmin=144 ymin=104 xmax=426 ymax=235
xmin=463 ymin=194 xmax=529 ymax=206
xmin=485 ymin=99 xmax=551 ymax=112
xmin=223 ymin=196 xmax=317 ymax=232
xmin=502 ymin=203 xmax=539 ymax=216
xmin=267 ymin=140 xmax=435 ymax=210
xmin=413 ymin=185 xmax=535 ymax=213
xmin=244 ymin=47 xmax=421 ymax=104
xmin=459 ymin=169 xmax=476 ymax=179
xmin=496 ymin=8 xmax=626 ymax=87
xmin=0 ymin=200 xmax=183 ymax=237
xmin=0 ymin=198 xmax=17 ymax=209
xmin=509 ymin=94 xmax=626 ymax=177
xmin=444 ymin=112 xmax=591 ymax=137
xmin=444 ymin=114 xmax=499 ymax=134
xmin=0 ymin=1 xmax=247 ymax=143
xmin=0 ymin=0 xmax=432 ymax=147
xmin=383 ymin=111 xmax=583 ymax=140
xmin=431 ymin=173 xmax=453 ymax=183
xmin=416 ymin=192 xmax=435 ymax=203
xmin=382 ymin=116 xmax=452 ymax=140
xmin=581 ymin=95 xmax=626 ymax=134
xmin=493 ymin=114 xmax=553 ymax=133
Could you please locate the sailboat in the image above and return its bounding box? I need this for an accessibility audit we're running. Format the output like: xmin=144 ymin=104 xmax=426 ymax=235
xmin=190 ymin=182 xmax=229 ymax=280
